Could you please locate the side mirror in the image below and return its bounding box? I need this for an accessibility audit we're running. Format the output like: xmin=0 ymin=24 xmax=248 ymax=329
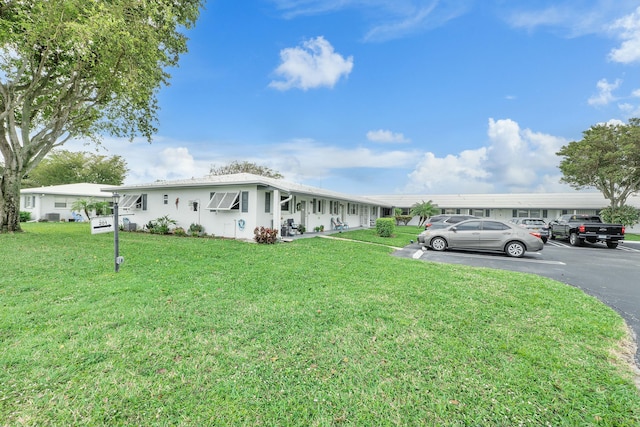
xmin=450 ymin=226 xmax=457 ymax=232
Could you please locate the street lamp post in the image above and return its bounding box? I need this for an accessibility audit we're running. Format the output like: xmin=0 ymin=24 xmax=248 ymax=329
xmin=113 ymin=192 xmax=120 ymax=273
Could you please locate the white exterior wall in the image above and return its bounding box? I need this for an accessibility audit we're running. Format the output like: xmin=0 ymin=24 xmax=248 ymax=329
xmin=21 ymin=193 xmax=110 ymax=221
xmin=118 ymin=186 xmax=379 ymax=239
xmin=120 ymin=186 xmax=262 ymax=240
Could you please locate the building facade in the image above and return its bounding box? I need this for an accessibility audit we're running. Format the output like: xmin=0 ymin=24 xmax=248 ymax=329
xmin=20 ymin=183 xmax=116 ymax=222
xmin=108 ymin=173 xmax=390 ymax=239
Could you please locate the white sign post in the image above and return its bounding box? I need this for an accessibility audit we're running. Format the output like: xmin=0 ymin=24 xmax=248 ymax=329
xmin=91 ymin=216 xmax=115 ymax=234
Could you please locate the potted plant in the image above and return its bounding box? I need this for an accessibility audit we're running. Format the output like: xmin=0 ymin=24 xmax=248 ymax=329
xmin=297 ymin=224 xmax=306 ymax=234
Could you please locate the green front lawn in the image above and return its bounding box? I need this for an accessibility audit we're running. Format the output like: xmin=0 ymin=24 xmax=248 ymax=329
xmin=625 ymin=233 xmax=640 ymax=241
xmin=1 ymin=223 xmax=639 ymax=426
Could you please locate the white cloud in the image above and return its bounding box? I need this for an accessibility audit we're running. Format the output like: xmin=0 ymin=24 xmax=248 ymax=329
xmin=268 ymin=36 xmax=353 ymax=91
xmin=61 ymin=119 xmax=572 ymax=195
xmin=608 ymin=6 xmax=640 ymax=63
xmin=588 ymin=78 xmax=621 ymax=106
xmin=404 ymin=118 xmax=571 ymax=194
xmin=366 ymin=129 xmax=410 ymax=144
xmin=271 ymin=0 xmax=471 ymax=42
xmin=265 ymin=139 xmax=419 ymax=181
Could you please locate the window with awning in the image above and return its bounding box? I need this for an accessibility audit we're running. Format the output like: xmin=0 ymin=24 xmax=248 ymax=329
xmin=206 ymin=192 xmax=240 ymax=210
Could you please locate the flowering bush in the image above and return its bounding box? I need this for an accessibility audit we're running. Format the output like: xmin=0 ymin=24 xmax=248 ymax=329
xmin=254 ymin=227 xmax=278 ymax=244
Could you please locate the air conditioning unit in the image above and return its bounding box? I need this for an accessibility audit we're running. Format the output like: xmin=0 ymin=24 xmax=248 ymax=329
xmin=44 ymin=213 xmax=60 ymax=221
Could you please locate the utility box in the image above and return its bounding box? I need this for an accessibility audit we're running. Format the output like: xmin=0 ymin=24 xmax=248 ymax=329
xmin=44 ymin=213 xmax=60 ymax=221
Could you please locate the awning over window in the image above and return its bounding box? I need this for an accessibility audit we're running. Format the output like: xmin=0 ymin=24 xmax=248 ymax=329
xmin=206 ymin=192 xmax=239 ymax=210
xmin=120 ymin=194 xmax=141 ymax=209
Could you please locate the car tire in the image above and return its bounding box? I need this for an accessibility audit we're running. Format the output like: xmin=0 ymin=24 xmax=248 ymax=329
xmin=569 ymin=233 xmax=583 ymax=247
xmin=606 ymin=241 xmax=618 ymax=249
xmin=505 ymin=241 xmax=525 ymax=258
xmin=430 ymin=237 xmax=447 ymax=252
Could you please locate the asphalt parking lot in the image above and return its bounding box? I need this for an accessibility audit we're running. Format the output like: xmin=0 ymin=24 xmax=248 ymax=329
xmin=393 ymin=239 xmax=640 ymax=366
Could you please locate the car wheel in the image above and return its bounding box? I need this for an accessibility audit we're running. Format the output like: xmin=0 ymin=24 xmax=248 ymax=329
xmin=606 ymin=241 xmax=618 ymax=249
xmin=430 ymin=237 xmax=447 ymax=251
xmin=569 ymin=233 xmax=583 ymax=247
xmin=505 ymin=241 xmax=525 ymax=258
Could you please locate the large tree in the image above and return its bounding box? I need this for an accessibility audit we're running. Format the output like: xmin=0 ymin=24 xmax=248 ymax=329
xmin=0 ymin=0 xmax=202 ymax=232
xmin=24 ymin=150 xmax=128 ymax=187
xmin=23 ymin=150 xmax=128 ymax=187
xmin=557 ymin=118 xmax=640 ymax=209
xmin=210 ymin=161 xmax=284 ymax=179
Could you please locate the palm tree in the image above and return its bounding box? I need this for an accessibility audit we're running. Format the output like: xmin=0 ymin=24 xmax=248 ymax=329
xmin=410 ymin=200 xmax=439 ymax=227
xmin=71 ymin=198 xmax=93 ymax=220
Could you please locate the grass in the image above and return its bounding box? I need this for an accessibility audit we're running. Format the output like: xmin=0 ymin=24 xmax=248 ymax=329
xmin=1 ymin=222 xmax=639 ymax=426
xmin=328 ymin=225 xmax=424 ymax=248
xmin=625 ymin=233 xmax=640 ymax=241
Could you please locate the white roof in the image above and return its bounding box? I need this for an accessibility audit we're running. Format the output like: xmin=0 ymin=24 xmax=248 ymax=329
xmin=370 ymin=192 xmax=640 ymax=209
xmin=108 ymin=173 xmax=391 ymax=207
xmin=21 ymin=183 xmax=117 ymax=198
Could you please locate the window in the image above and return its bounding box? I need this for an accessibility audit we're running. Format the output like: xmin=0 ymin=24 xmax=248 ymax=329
xmin=265 ymin=192 xmax=271 ymax=213
xmin=163 ymin=194 xmax=168 ymax=205
xmin=455 ymin=221 xmax=482 ymax=231
xmin=330 ymin=201 xmax=339 ymax=215
xmin=281 ymin=195 xmax=290 ymax=212
xmin=472 ymin=209 xmax=486 ymax=217
xmin=482 ymin=221 xmax=510 ymax=231
xmin=207 ymin=192 xmax=240 ymax=210
xmin=120 ymin=194 xmax=144 ymax=210
xmin=241 ymin=191 xmax=249 ymax=213
xmin=54 ymin=198 xmax=67 ymax=208
xmin=317 ymin=199 xmax=325 ymax=214
xmin=24 ymin=196 xmax=35 ymax=208
xmin=312 ymin=198 xmax=317 ymax=214
xmin=348 ymin=203 xmax=357 ymax=215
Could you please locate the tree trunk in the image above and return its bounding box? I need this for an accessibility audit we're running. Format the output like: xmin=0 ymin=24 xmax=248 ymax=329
xmin=0 ymin=166 xmax=23 ymax=233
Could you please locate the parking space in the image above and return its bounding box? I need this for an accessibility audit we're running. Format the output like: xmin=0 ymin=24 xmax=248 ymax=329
xmin=393 ymin=240 xmax=640 ymax=366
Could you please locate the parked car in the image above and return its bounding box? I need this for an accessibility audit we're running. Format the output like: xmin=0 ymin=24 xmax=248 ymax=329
xmin=511 ymin=218 xmax=549 ymax=243
xmin=418 ymin=218 xmax=544 ymax=258
xmin=549 ymin=214 xmax=625 ymax=248
xmin=424 ymin=214 xmax=479 ymax=230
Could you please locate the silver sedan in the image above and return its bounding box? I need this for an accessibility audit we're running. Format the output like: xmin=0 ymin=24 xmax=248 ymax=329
xmin=418 ymin=218 xmax=544 ymax=258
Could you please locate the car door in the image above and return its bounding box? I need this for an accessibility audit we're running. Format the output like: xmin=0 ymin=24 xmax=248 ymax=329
xmin=478 ymin=220 xmax=514 ymax=250
xmin=446 ymin=220 xmax=482 ymax=249
xmin=553 ymin=216 xmax=571 ymax=239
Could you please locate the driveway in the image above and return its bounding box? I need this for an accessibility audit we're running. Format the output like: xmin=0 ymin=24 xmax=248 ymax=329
xmin=393 ymin=240 xmax=640 ymax=366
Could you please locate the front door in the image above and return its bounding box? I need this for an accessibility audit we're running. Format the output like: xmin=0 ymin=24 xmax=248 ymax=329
xmin=299 ymin=201 xmax=306 ymax=229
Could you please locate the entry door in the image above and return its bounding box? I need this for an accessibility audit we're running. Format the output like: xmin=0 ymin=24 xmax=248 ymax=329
xmin=299 ymin=201 xmax=306 ymax=228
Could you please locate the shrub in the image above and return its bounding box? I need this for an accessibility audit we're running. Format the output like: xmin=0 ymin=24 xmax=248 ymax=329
xmin=395 ymin=215 xmax=413 ymax=226
xmin=254 ymin=226 xmax=278 ymax=244
xmin=173 ymin=227 xmax=187 ymax=237
xmin=599 ymin=205 xmax=640 ymax=227
xmin=19 ymin=211 xmax=31 ymax=222
xmin=188 ymin=223 xmax=205 ymax=237
xmin=148 ymin=215 xmax=176 ymax=235
xmin=376 ymin=218 xmax=395 ymax=237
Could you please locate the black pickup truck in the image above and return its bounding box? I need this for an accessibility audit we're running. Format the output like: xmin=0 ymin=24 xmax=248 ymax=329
xmin=549 ymin=214 xmax=625 ymax=248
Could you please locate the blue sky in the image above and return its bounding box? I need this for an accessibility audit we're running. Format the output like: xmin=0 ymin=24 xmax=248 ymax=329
xmin=68 ymin=0 xmax=640 ymax=195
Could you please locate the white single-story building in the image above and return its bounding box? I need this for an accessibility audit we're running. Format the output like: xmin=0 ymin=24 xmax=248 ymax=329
xmin=20 ymin=177 xmax=640 ymax=235
xmin=106 ymin=173 xmax=391 ymax=239
xmin=372 ymin=192 xmax=640 ymax=233
xmin=20 ymin=183 xmax=117 ymax=222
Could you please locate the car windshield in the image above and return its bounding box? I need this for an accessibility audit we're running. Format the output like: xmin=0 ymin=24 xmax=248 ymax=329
xmin=522 ymin=219 xmax=545 ymax=225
